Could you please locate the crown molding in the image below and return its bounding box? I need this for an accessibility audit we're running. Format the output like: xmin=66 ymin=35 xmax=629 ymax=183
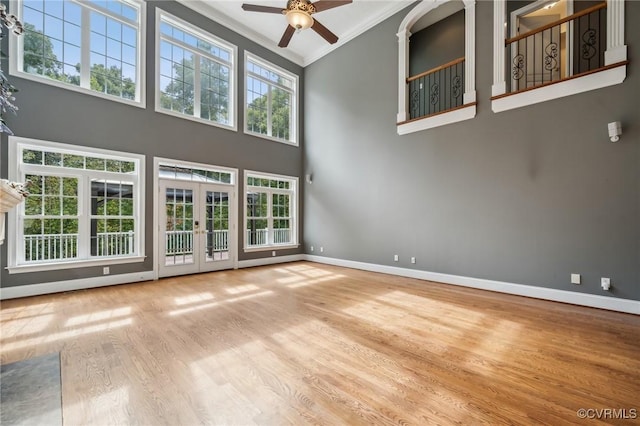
xmin=301 ymin=1 xmax=412 ymax=66
xmin=176 ymin=0 xmax=413 ymax=68
xmin=175 ymin=0 xmax=306 ymax=66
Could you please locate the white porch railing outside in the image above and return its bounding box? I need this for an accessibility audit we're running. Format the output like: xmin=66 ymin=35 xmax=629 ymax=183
xmin=24 ymin=234 xmax=79 ymax=262
xmin=24 ymin=231 xmax=135 ymax=262
xmin=246 ymin=228 xmax=291 ymax=246
xmin=165 ymin=230 xmax=230 ymax=255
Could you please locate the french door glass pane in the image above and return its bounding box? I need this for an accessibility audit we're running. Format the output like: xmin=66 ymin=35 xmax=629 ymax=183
xmin=204 ymin=191 xmax=230 ymax=262
xmin=164 ymin=188 xmax=194 ymax=266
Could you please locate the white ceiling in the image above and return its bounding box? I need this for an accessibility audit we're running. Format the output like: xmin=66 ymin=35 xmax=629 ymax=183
xmin=177 ymin=0 xmax=413 ymax=67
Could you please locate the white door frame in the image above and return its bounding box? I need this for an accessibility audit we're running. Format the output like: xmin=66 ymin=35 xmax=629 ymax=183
xmin=153 ymin=157 xmax=239 ymax=280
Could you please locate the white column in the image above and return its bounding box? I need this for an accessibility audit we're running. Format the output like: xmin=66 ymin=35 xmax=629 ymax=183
xmin=492 ymin=0 xmax=506 ymax=97
xmin=397 ymin=29 xmax=411 ymax=123
xmin=605 ymin=0 xmax=627 ymax=65
xmin=463 ymin=1 xmax=476 ymax=104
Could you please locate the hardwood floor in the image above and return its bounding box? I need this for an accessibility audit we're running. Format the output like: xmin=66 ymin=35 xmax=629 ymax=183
xmin=1 ymin=261 xmax=639 ymax=425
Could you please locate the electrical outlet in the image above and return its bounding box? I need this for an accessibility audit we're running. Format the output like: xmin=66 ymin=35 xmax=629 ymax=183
xmin=571 ymin=273 xmax=581 ymax=285
xmin=310 ymin=246 xmax=314 ymax=252
xmin=394 ymin=254 xmax=399 ymax=262
xmin=272 ymin=251 xmax=276 ymax=257
xmin=103 ymin=267 xmax=110 ymax=275
xmin=601 ymin=278 xmax=611 ymax=291
xmin=320 ymin=247 xmax=324 ymax=253
xmin=411 ymin=257 xmax=416 ymax=264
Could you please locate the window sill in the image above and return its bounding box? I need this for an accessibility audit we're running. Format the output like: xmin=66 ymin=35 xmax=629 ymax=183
xmin=244 ymin=244 xmax=299 ymax=253
xmin=7 ymin=255 xmax=146 ymax=274
xmin=244 ymin=129 xmax=298 ymax=147
xmin=397 ymin=103 xmax=477 ymax=135
xmin=491 ymin=62 xmax=627 ymax=113
xmin=154 ymin=106 xmax=237 ymax=132
xmin=9 ymin=70 xmax=146 ymax=109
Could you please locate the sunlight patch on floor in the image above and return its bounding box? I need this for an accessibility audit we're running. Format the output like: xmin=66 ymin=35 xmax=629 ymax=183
xmin=169 ymin=290 xmax=274 ymax=316
xmin=462 ymin=319 xmax=522 ymax=372
xmin=376 ymin=290 xmax=486 ymax=325
xmin=225 ymin=284 xmax=260 ymax=295
xmin=287 ymin=274 xmax=345 ymax=289
xmin=64 ymin=386 xmax=130 ymax=425
xmin=1 ymin=303 xmax=54 ymax=320
xmin=65 ymin=307 xmax=132 ymax=327
xmin=1 ymin=314 xmax=54 ymax=338
xmin=2 ymin=318 xmax=133 ymax=352
xmin=174 ymin=292 xmax=215 ymax=306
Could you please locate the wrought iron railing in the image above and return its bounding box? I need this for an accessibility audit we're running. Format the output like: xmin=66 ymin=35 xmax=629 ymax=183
xmin=506 ymin=2 xmax=606 ymax=93
xmin=407 ymin=57 xmax=465 ymax=120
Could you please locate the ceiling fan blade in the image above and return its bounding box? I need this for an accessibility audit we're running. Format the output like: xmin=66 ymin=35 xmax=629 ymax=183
xmin=278 ymin=25 xmax=296 ymax=48
xmin=311 ymin=19 xmax=338 ymax=44
xmin=312 ymin=0 xmax=352 ymax=13
xmin=241 ymin=4 xmax=284 ymax=14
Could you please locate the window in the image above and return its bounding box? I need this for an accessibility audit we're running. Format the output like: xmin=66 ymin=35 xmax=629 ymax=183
xmin=244 ymin=172 xmax=297 ymax=250
xmin=11 ymin=0 xmax=145 ymax=106
xmin=245 ymin=53 xmax=298 ymax=145
xmin=7 ymin=137 xmax=145 ymax=273
xmin=491 ymin=0 xmax=627 ymax=112
xmin=156 ymin=11 xmax=236 ymax=130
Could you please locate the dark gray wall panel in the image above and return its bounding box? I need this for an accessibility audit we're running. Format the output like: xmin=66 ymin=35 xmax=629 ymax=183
xmin=1 ymin=0 xmax=304 ymax=287
xmin=409 ymin=10 xmax=465 ymax=76
xmin=304 ymin=1 xmax=639 ymax=300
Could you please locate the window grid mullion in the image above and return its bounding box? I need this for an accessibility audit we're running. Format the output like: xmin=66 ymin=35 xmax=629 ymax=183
xmin=266 ymin=86 xmax=272 ymax=137
xmin=80 ymin=6 xmax=92 ymax=90
xmin=193 ymin=55 xmax=202 ymax=118
xmin=78 ymin=176 xmax=91 ymax=259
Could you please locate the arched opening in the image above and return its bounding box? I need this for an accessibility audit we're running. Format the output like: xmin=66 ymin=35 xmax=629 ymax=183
xmin=397 ymin=0 xmax=476 ymax=135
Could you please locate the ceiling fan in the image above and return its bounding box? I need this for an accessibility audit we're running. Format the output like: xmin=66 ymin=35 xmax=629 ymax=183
xmin=241 ymin=0 xmax=353 ymax=48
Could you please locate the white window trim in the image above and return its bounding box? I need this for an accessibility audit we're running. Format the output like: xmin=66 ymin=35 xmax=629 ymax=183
xmin=7 ymin=136 xmax=146 ymax=274
xmin=491 ymin=0 xmax=627 ymax=113
xmin=155 ymin=10 xmax=238 ymax=131
xmin=396 ymin=0 xmax=476 ymax=135
xmin=153 ymin=157 xmax=240 ymax=280
xmin=244 ymin=51 xmax=299 ymax=146
xmin=243 ymin=170 xmax=299 ymax=252
xmin=9 ymin=0 xmax=146 ymax=108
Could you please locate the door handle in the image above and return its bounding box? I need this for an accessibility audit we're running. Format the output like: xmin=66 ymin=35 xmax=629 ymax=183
xmin=194 ymin=220 xmax=199 ymax=229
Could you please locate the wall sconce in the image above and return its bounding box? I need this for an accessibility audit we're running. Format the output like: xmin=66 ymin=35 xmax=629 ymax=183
xmin=608 ymin=121 xmax=622 ymax=142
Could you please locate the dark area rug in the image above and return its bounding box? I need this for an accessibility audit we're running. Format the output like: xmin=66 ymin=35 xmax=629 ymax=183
xmin=0 ymin=353 xmax=62 ymax=426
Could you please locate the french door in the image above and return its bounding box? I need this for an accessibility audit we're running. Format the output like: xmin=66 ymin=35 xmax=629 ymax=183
xmin=159 ymin=180 xmax=235 ymax=277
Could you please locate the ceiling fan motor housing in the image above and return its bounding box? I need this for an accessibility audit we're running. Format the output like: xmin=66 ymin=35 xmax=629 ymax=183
xmin=286 ymin=0 xmax=316 ymax=15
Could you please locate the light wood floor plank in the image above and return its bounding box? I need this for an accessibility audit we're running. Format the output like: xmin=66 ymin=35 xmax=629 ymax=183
xmin=1 ymin=261 xmax=639 ymax=425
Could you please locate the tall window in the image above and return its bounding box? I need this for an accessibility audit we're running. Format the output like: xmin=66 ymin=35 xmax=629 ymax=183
xmin=245 ymin=53 xmax=297 ymax=145
xmin=11 ymin=0 xmax=145 ymax=105
xmin=156 ymin=11 xmax=236 ymax=129
xmin=7 ymin=137 xmax=145 ymax=273
xmin=245 ymin=172 xmax=297 ymax=250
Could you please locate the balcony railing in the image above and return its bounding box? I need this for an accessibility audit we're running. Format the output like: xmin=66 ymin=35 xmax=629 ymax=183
xmin=505 ymin=2 xmax=606 ymax=93
xmin=24 ymin=231 xmax=135 ymax=262
xmin=407 ymin=57 xmax=465 ymax=120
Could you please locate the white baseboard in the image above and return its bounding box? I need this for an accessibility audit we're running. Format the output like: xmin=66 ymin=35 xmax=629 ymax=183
xmin=305 ymin=255 xmax=640 ymax=315
xmin=0 ymin=271 xmax=155 ymax=300
xmin=238 ymin=254 xmax=305 ymax=269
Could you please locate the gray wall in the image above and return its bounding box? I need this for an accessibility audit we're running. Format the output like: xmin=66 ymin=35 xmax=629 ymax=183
xmin=304 ymin=1 xmax=639 ymax=300
xmin=409 ymin=10 xmax=465 ymax=76
xmin=0 ymin=0 xmax=304 ymax=287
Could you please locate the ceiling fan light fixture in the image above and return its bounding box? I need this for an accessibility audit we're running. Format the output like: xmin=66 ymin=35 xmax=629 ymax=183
xmin=286 ymin=9 xmax=313 ymax=30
